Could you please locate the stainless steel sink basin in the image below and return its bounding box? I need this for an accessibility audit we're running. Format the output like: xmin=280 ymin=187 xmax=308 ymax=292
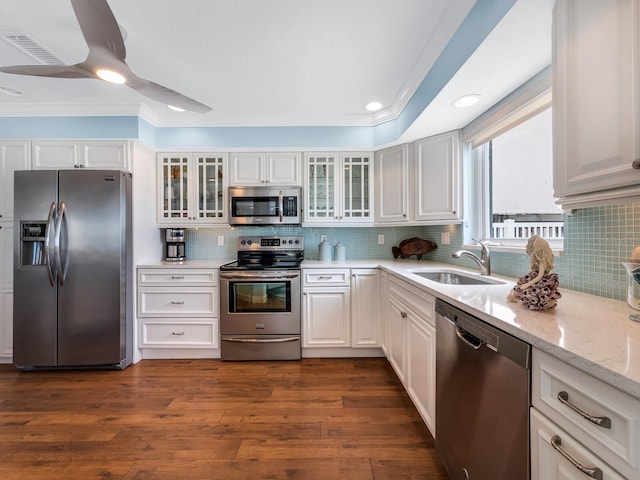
xmin=411 ymin=270 xmax=505 ymax=285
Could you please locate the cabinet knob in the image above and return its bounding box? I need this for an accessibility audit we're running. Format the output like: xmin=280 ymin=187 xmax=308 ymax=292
xmin=633 ymin=159 xmax=640 ymax=169
xmin=402 ymin=213 xmax=407 ymax=217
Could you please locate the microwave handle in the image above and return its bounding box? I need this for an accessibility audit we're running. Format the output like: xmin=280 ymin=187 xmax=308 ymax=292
xmin=278 ymin=190 xmax=284 ymax=223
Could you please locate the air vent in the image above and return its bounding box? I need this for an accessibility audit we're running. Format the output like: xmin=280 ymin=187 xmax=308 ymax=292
xmin=1 ymin=32 xmax=64 ymax=65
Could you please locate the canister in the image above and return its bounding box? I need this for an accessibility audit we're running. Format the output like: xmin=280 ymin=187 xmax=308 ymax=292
xmin=334 ymin=241 xmax=346 ymax=261
xmin=319 ymin=239 xmax=332 ymax=261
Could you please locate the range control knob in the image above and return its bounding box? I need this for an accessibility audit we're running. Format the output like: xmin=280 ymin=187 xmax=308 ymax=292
xmin=295 ymin=239 xmax=300 ymax=244
xmin=247 ymin=240 xmax=252 ymax=246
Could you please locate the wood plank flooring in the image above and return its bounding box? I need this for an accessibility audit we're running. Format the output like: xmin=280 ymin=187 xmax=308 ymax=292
xmin=0 ymin=358 xmax=448 ymax=479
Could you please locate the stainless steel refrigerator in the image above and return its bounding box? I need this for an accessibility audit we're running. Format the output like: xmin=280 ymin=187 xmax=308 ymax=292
xmin=13 ymin=170 xmax=133 ymax=370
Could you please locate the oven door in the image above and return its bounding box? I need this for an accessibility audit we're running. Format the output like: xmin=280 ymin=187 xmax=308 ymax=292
xmin=220 ymin=270 xmax=301 ymax=335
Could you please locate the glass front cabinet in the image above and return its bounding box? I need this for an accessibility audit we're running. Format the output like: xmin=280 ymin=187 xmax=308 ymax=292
xmin=304 ymin=152 xmax=372 ymax=224
xmin=157 ymin=153 xmax=227 ymax=225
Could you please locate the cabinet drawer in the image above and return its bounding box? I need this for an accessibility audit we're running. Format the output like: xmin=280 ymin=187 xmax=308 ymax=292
xmin=141 ymin=320 xmax=218 ymax=348
xmin=303 ymin=269 xmax=350 ymax=286
xmin=531 ymin=408 xmax=625 ymax=480
xmin=532 ymin=349 xmax=640 ymax=479
xmin=138 ymin=287 xmax=217 ymax=317
xmin=389 ymin=276 xmax=434 ymax=326
xmin=137 ymin=268 xmax=217 ymax=286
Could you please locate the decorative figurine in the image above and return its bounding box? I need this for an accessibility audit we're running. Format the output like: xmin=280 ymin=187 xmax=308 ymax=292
xmin=507 ymin=235 xmax=561 ymax=310
xmin=392 ymin=237 xmax=437 ymax=260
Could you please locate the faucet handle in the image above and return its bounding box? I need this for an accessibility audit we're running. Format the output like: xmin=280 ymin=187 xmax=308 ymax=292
xmin=471 ymin=237 xmax=490 ymax=257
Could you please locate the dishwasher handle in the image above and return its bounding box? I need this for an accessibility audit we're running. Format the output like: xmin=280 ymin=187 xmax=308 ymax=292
xmin=455 ymin=324 xmax=483 ymax=350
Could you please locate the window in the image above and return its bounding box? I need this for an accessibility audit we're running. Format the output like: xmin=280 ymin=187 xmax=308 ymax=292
xmin=462 ymin=68 xmax=562 ymax=251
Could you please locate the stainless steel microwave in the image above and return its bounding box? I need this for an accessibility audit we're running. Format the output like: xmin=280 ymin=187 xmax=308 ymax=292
xmin=229 ymin=186 xmax=302 ymax=225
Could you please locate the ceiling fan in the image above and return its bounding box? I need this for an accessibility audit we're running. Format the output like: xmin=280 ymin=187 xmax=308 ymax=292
xmin=0 ymin=0 xmax=212 ymax=113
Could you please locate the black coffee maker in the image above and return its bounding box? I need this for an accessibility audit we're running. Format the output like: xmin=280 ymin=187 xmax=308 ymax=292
xmin=164 ymin=228 xmax=186 ymax=261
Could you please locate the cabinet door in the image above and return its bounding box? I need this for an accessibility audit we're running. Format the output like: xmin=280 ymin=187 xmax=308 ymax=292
xmin=81 ymin=141 xmax=130 ymax=171
xmin=531 ymin=409 xmax=625 ymax=480
xmin=304 ymin=153 xmax=339 ymax=222
xmin=194 ymin=153 xmax=227 ymax=223
xmin=375 ymin=144 xmax=408 ymax=223
xmin=0 ymin=141 xmax=31 ymax=222
xmin=0 ymin=223 xmax=13 ymax=359
xmin=342 ymin=153 xmax=373 ymax=223
xmin=157 ymin=153 xmax=191 ymax=224
xmin=407 ymin=314 xmax=436 ymax=436
xmin=302 ymin=287 xmax=350 ymax=347
xmin=351 ymin=269 xmax=379 ymax=347
xmin=387 ymin=295 xmax=407 ymax=385
xmin=0 ymin=289 xmax=12 ymax=358
xmin=230 ymin=152 xmax=264 ymax=185
xmin=379 ymin=272 xmax=389 ymax=355
xmin=414 ymin=132 xmax=460 ymax=222
xmin=33 ymin=141 xmax=79 ymax=169
xmin=266 ymin=152 xmax=301 ymax=185
xmin=553 ymin=0 xmax=640 ymax=199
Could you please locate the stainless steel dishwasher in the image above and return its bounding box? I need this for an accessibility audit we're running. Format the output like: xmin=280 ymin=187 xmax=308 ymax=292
xmin=435 ymin=299 xmax=531 ymax=480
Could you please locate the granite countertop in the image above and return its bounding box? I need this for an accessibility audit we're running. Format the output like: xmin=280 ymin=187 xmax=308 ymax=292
xmin=304 ymin=259 xmax=640 ymax=401
xmin=138 ymin=258 xmax=640 ymax=400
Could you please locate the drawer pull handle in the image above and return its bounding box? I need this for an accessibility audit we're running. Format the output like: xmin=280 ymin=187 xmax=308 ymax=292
xmin=557 ymin=391 xmax=612 ymax=429
xmin=171 ymin=331 xmax=185 ymax=336
xmin=550 ymin=435 xmax=603 ymax=480
xmin=171 ymin=301 xmax=185 ymax=305
xmin=317 ymin=276 xmax=333 ymax=280
xmin=171 ymin=276 xmax=185 ymax=280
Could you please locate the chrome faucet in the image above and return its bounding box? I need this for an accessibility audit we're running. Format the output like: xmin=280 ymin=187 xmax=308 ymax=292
xmin=452 ymin=238 xmax=491 ymax=276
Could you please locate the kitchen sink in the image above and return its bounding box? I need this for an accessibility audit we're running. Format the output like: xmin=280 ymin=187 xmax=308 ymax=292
xmin=410 ymin=270 xmax=505 ymax=286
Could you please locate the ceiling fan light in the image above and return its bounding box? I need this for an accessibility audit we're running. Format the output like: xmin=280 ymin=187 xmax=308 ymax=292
xmin=96 ymin=68 xmax=126 ymax=84
xmin=168 ymin=104 xmax=185 ymax=112
xmin=453 ymin=94 xmax=481 ymax=108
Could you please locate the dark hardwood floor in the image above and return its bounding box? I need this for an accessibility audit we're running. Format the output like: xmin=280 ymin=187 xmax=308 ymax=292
xmin=0 ymin=358 xmax=448 ymax=479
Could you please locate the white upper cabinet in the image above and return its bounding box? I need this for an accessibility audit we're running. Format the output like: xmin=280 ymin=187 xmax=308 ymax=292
xmin=303 ymin=152 xmax=373 ymax=225
xmin=413 ymin=131 xmax=461 ymax=222
xmin=0 ymin=141 xmax=31 ymax=222
xmin=229 ymin=152 xmax=301 ymax=186
xmin=553 ymin=0 xmax=640 ymax=207
xmin=375 ymin=132 xmax=461 ymax=225
xmin=375 ymin=144 xmax=409 ymax=224
xmin=33 ymin=140 xmax=131 ymax=172
xmin=157 ymin=152 xmax=227 ymax=226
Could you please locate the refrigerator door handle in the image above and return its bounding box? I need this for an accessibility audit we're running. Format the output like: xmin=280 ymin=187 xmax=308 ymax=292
xmin=54 ymin=201 xmax=69 ymax=286
xmin=44 ymin=201 xmax=57 ymax=287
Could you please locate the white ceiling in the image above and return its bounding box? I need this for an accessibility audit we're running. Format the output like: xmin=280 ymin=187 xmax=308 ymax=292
xmin=0 ymin=0 xmax=553 ymax=136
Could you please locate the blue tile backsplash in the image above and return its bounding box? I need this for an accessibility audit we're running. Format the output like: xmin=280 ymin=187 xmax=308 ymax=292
xmin=186 ymin=203 xmax=640 ymax=302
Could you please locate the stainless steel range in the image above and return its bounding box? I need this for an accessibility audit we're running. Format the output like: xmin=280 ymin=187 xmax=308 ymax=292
xmin=219 ymin=236 xmax=304 ymax=361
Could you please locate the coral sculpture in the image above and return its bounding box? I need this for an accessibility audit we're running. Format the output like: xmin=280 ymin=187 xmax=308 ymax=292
xmin=507 ymin=235 xmax=561 ymax=310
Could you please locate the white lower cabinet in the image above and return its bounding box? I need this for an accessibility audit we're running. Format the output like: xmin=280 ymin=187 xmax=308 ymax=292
xmin=303 ymin=287 xmax=351 ymax=347
xmin=386 ymin=273 xmax=436 ymax=435
xmin=531 ymin=409 xmax=626 ymax=480
xmin=137 ymin=267 xmax=219 ymax=357
xmin=531 ymin=348 xmax=640 ymax=480
xmin=302 ymin=268 xmax=380 ymax=351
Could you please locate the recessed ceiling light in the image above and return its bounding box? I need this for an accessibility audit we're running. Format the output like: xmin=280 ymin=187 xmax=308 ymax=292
xmin=366 ymin=101 xmax=382 ymax=112
xmin=0 ymin=86 xmax=23 ymax=96
xmin=95 ymin=69 xmax=126 ymax=84
xmin=168 ymin=105 xmax=185 ymax=112
xmin=453 ymin=94 xmax=481 ymax=108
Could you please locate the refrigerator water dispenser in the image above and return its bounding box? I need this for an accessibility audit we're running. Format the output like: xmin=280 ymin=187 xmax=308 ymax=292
xmin=20 ymin=222 xmax=47 ymax=266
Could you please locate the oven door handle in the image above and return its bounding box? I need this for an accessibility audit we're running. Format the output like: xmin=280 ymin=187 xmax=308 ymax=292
xmin=220 ymin=272 xmax=300 ymax=280
xmin=222 ymin=337 xmax=300 ymax=344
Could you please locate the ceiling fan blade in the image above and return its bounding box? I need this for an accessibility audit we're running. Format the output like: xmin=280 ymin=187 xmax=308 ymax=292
xmin=0 ymin=64 xmax=89 ymax=79
xmin=128 ymin=76 xmax=212 ymax=113
xmin=71 ymin=0 xmax=126 ymax=60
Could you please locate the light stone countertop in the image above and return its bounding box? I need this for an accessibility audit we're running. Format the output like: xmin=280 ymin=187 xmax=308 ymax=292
xmin=139 ymin=258 xmax=640 ymax=400
xmin=305 ymin=259 xmax=640 ymax=401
